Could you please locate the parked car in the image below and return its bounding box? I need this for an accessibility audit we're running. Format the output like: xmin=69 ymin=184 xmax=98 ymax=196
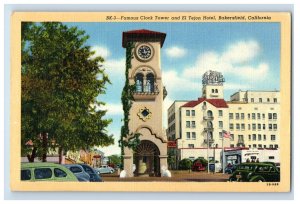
xmin=229 ymin=162 xmax=280 ymax=182
xmin=64 ymin=164 xmax=90 ymax=182
xmin=78 ymin=164 xmax=103 ymax=182
xmin=21 ymin=162 xmax=78 ymax=182
xmin=225 ymin=164 xmax=237 ymax=174
xmin=95 ymin=165 xmax=115 ymax=174
xmin=192 ymin=162 xmax=206 ymax=171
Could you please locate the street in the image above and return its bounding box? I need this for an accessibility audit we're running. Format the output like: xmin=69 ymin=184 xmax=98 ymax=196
xmin=101 ymin=171 xmax=230 ymax=182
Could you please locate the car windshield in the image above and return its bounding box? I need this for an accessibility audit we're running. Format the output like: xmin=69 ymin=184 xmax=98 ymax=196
xmin=237 ymin=165 xmax=256 ymax=171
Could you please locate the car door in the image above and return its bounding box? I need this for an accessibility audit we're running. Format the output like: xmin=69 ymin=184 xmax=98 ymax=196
xmin=33 ymin=167 xmax=53 ymax=181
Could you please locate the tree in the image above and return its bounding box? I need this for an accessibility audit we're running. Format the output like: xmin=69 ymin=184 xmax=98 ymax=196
xmin=178 ymin=158 xmax=192 ymax=170
xmin=21 ymin=22 xmax=113 ymax=162
xmin=108 ymin=155 xmax=121 ymax=167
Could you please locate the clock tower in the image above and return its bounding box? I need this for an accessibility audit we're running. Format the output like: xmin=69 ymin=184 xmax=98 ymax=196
xmin=122 ymin=29 xmax=168 ymax=177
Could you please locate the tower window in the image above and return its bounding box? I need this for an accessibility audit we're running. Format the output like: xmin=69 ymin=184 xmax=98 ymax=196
xmin=215 ymin=89 xmax=218 ymax=93
xmin=146 ymin=73 xmax=155 ymax=92
xmin=135 ymin=73 xmax=144 ymax=92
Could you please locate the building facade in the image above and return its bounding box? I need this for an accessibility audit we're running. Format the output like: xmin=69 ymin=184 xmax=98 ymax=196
xmin=122 ymin=29 xmax=168 ymax=177
xmin=167 ymin=70 xmax=280 ymax=167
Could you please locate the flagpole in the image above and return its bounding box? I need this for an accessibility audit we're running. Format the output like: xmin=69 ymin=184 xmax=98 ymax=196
xmin=222 ymin=132 xmax=225 ymax=174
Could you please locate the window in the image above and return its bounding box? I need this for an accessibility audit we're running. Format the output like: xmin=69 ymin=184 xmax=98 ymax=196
xmin=186 ymin=132 xmax=191 ymax=139
xmin=135 ymin=73 xmax=144 ymax=92
xmin=252 ymin=113 xmax=256 ymax=120
xmin=219 ymin=132 xmax=223 ymax=138
xmin=54 ymin=168 xmax=67 ymax=178
xmin=219 ymin=110 xmax=223 ymax=117
xmin=267 ymin=98 xmax=270 ymax=102
xmin=258 ymin=134 xmax=262 ymax=141
xmin=252 ymin=134 xmax=256 ymax=141
xmin=252 ymin=123 xmax=256 ymax=130
xmin=248 ymin=124 xmax=251 ymax=130
xmin=263 ymin=124 xmax=266 ymax=130
xmin=236 ymin=123 xmax=240 ymax=130
xmin=215 ymin=89 xmax=218 ymax=93
xmin=271 ymin=135 xmax=276 ymax=141
xmin=273 ymin=113 xmax=277 ymax=120
xmin=241 ymin=124 xmax=245 ymax=130
xmin=263 ymin=135 xmax=266 ymax=141
xmin=270 ymin=145 xmax=274 ymax=148
xmin=21 ymin=169 xmax=31 ymax=181
xmin=230 ymin=144 xmax=234 ymax=148
xmin=253 ymin=144 xmax=257 ymax=148
xmin=191 ymin=121 xmax=196 ymax=128
xmin=268 ymin=113 xmax=272 ymax=120
xmin=249 ymin=145 xmax=251 ymax=148
xmin=257 ymin=113 xmax=261 ymax=120
xmin=229 ymin=123 xmax=234 ymax=130
xmin=269 ymin=124 xmax=273 ymax=130
xmin=236 ymin=113 xmax=239 ymax=120
xmin=248 ymin=135 xmax=251 ymax=141
xmin=258 ymin=124 xmax=261 ymax=130
xmin=191 ymin=110 xmax=195 ymax=116
xmin=188 ymin=144 xmax=194 ymax=148
xmin=229 ymin=113 xmax=233 ymax=119
xmin=274 ymin=98 xmax=277 ymax=103
xmin=269 ymin=156 xmax=275 ymax=160
xmin=241 ymin=113 xmax=245 ymax=119
xmin=186 ymin=110 xmax=190 ymax=116
xmin=146 ymin=73 xmax=155 ymax=92
xmin=186 ymin=121 xmax=190 ymax=128
xmin=259 ymin=98 xmax=262 ymax=103
xmin=258 ymin=144 xmax=262 ymax=148
xmin=273 ymin=124 xmax=277 ymax=130
xmin=262 ymin=114 xmax=265 ymax=119
xmin=192 ymin=132 xmax=196 ymax=139
xmin=219 ymin=121 xmax=223 ymax=129
xmin=212 ymin=89 xmax=214 ymax=93
xmin=248 ymin=113 xmax=251 ymax=119
xmin=230 ymin=134 xmax=234 ymax=141
xmin=70 ymin=166 xmax=82 ymax=173
xmin=275 ymin=144 xmax=279 ymax=149
xmin=264 ymin=145 xmax=267 ymax=148
xmin=34 ymin=168 xmax=52 ymax=179
xmin=251 ymin=98 xmax=254 ymax=102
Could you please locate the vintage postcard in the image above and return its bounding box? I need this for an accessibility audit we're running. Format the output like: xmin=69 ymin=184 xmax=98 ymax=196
xmin=10 ymin=12 xmax=291 ymax=192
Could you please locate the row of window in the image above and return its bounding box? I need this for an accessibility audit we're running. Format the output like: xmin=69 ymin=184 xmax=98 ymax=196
xmin=186 ymin=132 xmax=197 ymax=140
xmin=249 ymin=97 xmax=278 ymax=103
xmin=229 ymin=123 xmax=278 ymax=131
xmin=168 ymin=113 xmax=175 ymax=124
xmin=229 ymin=113 xmax=277 ymax=120
xmin=186 ymin=121 xmax=224 ymax=129
xmin=226 ymin=134 xmax=277 ymax=141
xmin=184 ymin=144 xmax=279 ymax=149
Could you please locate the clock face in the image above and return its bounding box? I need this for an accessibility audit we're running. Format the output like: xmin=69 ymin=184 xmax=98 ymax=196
xmin=137 ymin=45 xmax=152 ymax=60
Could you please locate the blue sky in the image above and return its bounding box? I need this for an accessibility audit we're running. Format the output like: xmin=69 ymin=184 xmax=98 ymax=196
xmin=65 ymin=22 xmax=280 ymax=156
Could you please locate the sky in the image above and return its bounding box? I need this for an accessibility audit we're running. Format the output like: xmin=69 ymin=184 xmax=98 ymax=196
xmin=65 ymin=22 xmax=280 ymax=156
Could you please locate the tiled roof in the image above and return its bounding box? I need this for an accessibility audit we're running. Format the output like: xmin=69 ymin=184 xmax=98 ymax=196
xmin=181 ymin=97 xmax=228 ymax=108
xmin=122 ymin=29 xmax=166 ymax=48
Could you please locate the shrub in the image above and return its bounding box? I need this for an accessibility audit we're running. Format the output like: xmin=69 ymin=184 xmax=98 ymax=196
xmin=178 ymin=158 xmax=192 ymax=170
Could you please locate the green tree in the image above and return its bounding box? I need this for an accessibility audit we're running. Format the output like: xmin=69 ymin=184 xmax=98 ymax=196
xmin=178 ymin=158 xmax=192 ymax=170
xmin=108 ymin=154 xmax=121 ymax=166
xmin=21 ymin=22 xmax=113 ymax=162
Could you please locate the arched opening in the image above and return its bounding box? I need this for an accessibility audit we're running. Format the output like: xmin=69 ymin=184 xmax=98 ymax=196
xmin=207 ymin=110 xmax=213 ymax=117
xmin=146 ymin=73 xmax=155 ymax=92
xmin=133 ymin=140 xmax=160 ymax=177
xmin=212 ymin=89 xmax=215 ymax=93
xmin=135 ymin=73 xmax=144 ymax=92
xmin=207 ymin=121 xmax=213 ymax=128
xmin=215 ymin=89 xmax=218 ymax=93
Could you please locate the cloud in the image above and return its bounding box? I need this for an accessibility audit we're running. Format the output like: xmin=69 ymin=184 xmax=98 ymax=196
xmin=90 ymin=46 xmax=110 ymax=59
xmin=165 ymin=46 xmax=187 ymax=58
xmin=103 ymin=58 xmax=125 ymax=76
xmin=182 ymin=40 xmax=269 ymax=82
xmin=95 ymin=103 xmax=123 ymax=115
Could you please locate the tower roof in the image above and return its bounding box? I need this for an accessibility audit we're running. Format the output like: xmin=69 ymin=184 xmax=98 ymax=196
xmin=181 ymin=97 xmax=228 ymax=108
xmin=122 ymin=29 xmax=166 ymax=48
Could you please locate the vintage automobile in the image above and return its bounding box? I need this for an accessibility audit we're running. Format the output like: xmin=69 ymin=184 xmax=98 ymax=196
xmin=95 ymin=165 xmax=115 ymax=174
xmin=64 ymin=164 xmax=91 ymax=182
xmin=191 ymin=162 xmax=206 ymax=171
xmin=21 ymin=162 xmax=78 ymax=182
xmin=78 ymin=164 xmax=103 ymax=182
xmin=228 ymin=162 xmax=280 ymax=182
